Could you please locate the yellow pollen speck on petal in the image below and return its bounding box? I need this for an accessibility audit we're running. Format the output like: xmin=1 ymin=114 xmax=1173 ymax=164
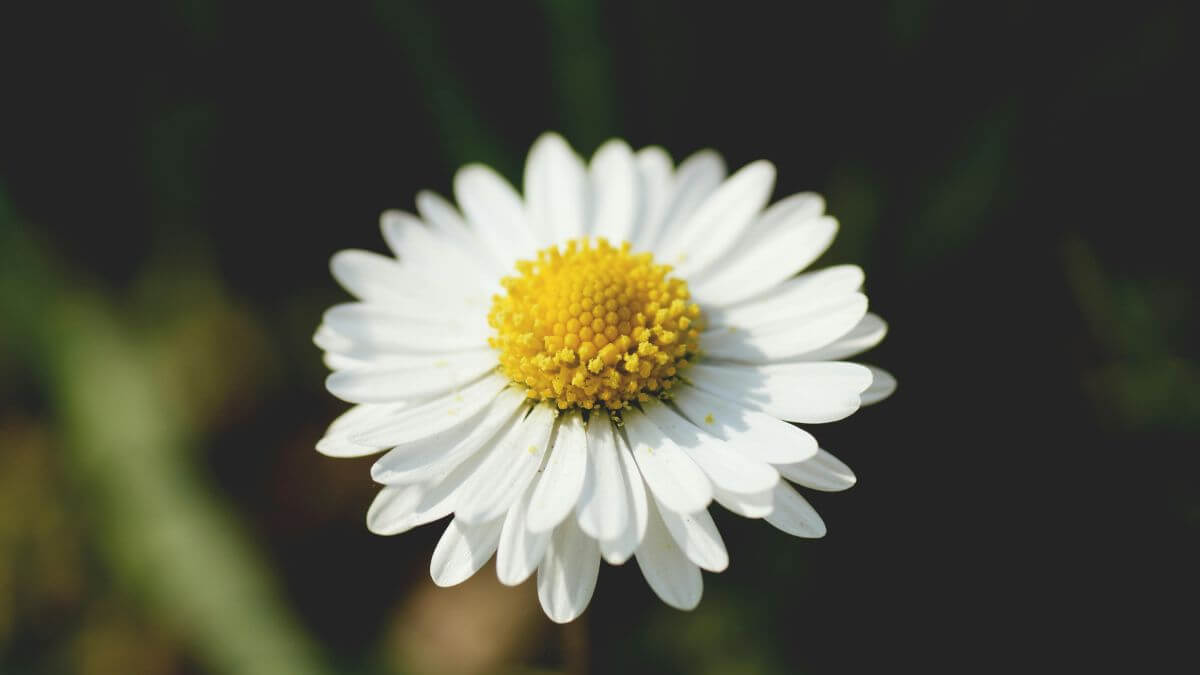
xmin=704 ymin=413 xmax=714 ymax=424
xmin=527 ymin=445 xmax=539 ymax=455
xmin=488 ymin=237 xmax=703 ymax=412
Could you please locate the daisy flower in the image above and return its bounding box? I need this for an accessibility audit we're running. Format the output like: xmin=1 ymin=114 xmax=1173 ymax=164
xmin=314 ymin=133 xmax=895 ymax=623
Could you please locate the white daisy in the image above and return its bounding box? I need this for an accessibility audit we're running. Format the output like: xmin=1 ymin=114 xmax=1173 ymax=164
xmin=314 ymin=133 xmax=895 ymax=623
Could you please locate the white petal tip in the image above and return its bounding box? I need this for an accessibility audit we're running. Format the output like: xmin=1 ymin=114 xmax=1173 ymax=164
xmin=663 ymin=595 xmax=702 ymax=612
xmin=314 ymin=437 xmax=378 ymax=458
xmin=534 ymin=130 xmax=569 ymax=146
xmin=861 ymin=366 xmax=898 ymax=406
xmin=496 ymin=570 xmax=532 ymax=587
xmin=544 ymin=611 xmax=584 ymax=625
xmin=452 ymin=163 xmax=494 ymax=188
xmin=429 ymin=574 xmax=463 ymax=588
xmin=744 ymin=159 xmax=776 ymax=179
xmin=600 ymin=549 xmax=632 ymax=566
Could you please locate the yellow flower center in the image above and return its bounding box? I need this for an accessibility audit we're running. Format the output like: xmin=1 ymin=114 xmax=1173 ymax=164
xmin=488 ymin=238 xmax=703 ymax=411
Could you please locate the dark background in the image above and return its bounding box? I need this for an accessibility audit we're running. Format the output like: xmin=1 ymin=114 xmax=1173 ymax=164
xmin=1 ymin=1 xmax=1196 ymax=673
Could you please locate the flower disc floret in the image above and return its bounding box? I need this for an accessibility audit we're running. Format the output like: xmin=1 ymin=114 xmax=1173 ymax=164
xmin=488 ymin=238 xmax=702 ymax=411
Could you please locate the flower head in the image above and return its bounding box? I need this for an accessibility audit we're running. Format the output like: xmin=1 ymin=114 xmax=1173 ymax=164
xmin=315 ymin=133 xmax=895 ymax=622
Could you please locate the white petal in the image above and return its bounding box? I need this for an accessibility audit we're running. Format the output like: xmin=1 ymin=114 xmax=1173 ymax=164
xmin=634 ymin=498 xmax=703 ymax=610
xmin=368 ymin=445 xmax=492 ymax=535
xmin=323 ymin=350 xmax=369 ymax=372
xmin=319 ymin=298 xmax=482 ymax=340
xmin=776 ymin=449 xmax=857 ymax=492
xmin=366 ymin=484 xmax=425 ymax=534
xmin=364 ymin=480 xmax=451 ymax=533
xmin=741 ymin=191 xmax=825 ymax=239
xmin=380 ymin=210 xmax=461 ymax=267
xmin=415 ymin=190 xmax=505 ymax=279
xmin=327 ymin=401 xmax=390 ymax=432
xmin=649 ymin=150 xmax=725 ymax=252
xmin=764 ymin=481 xmax=826 ymax=538
xmin=621 ymin=411 xmax=713 ymax=516
xmin=589 ymin=139 xmax=637 ymax=243
xmin=430 ymin=516 xmax=504 ymax=587
xmin=322 ymin=346 xmax=441 ymax=375
xmin=662 ymin=160 xmax=776 ymax=278
xmin=524 ymin=132 xmax=587 ymax=245
xmin=496 ymin=478 xmax=552 ymax=585
xmin=577 ymin=417 xmax=630 ymax=542
xmin=322 ymin=303 xmax=489 ymax=354
xmin=526 ymin=410 xmax=588 ymax=533
xmin=860 ymin=366 xmax=897 ymax=405
xmin=351 ymin=373 xmax=509 ymax=447
xmin=699 ymin=293 xmax=869 ymax=363
xmin=379 ymin=210 xmax=496 ymax=297
xmin=537 ymin=516 xmax=601 ymax=623
xmin=670 ymin=384 xmax=819 ymax=464
xmin=316 ymin=402 xmax=406 ymax=457
xmin=687 ymin=361 xmax=873 ymax=423
xmin=629 ymin=146 xmax=674 ymax=252
xmin=640 ymin=401 xmax=779 ymax=494
xmin=657 ymin=505 xmax=728 ymax=572
xmin=370 ymin=388 xmax=527 ymax=484
xmin=325 ymin=352 xmax=498 ymax=404
xmin=319 ymin=340 xmax=481 ymax=366
xmin=713 ymin=485 xmax=775 ymax=518
xmin=321 ymin=347 xmax=484 ymax=372
xmin=598 ymin=429 xmax=649 ymax=565
xmin=455 ymin=405 xmax=557 ymax=524
xmin=792 ymin=313 xmax=888 ymax=362
xmin=329 ymin=249 xmax=425 ymax=304
xmin=314 ymin=322 xmax=355 ymax=355
xmin=691 ymin=205 xmax=836 ymax=306
xmin=454 ymin=164 xmax=537 ymax=268
xmin=702 ymin=265 xmax=864 ymax=328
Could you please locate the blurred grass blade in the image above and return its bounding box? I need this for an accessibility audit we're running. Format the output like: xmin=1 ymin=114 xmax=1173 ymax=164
xmin=373 ymin=0 xmax=514 ymax=175
xmin=541 ymin=0 xmax=620 ymax=149
xmin=0 ymin=206 xmax=333 ymax=675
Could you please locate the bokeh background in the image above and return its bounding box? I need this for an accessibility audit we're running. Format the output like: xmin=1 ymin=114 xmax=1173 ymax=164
xmin=1 ymin=1 xmax=1196 ymax=673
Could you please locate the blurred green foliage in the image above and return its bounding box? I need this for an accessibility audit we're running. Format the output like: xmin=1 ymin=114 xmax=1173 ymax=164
xmin=2 ymin=198 xmax=330 ymax=675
